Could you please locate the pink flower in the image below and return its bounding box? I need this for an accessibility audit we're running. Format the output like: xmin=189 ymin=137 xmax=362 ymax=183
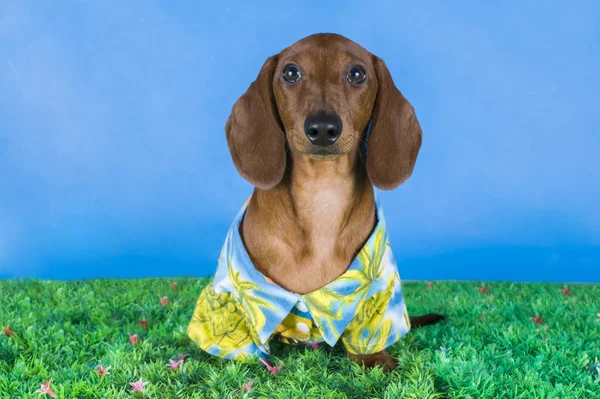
xmin=177 ymin=354 xmax=190 ymax=361
xmin=477 ymin=284 xmax=489 ymax=295
xmin=259 ymin=358 xmax=282 ymax=375
xmin=96 ymin=364 xmax=111 ymax=377
xmin=35 ymin=378 xmax=57 ymax=397
xmin=308 ymin=343 xmax=320 ymax=349
xmin=129 ymin=377 xmax=148 ymax=393
xmin=139 ymin=319 xmax=148 ymax=329
xmin=167 ymin=359 xmax=183 ymax=370
xmin=589 ymin=357 xmax=600 ymax=380
xmin=560 ymin=285 xmax=572 ymax=296
xmin=2 ymin=327 xmax=15 ymax=337
xmin=159 ymin=295 xmax=170 ymax=307
xmin=129 ymin=333 xmax=142 ymax=346
xmin=169 ymin=282 xmax=178 ymax=290
xmin=425 ymin=282 xmax=434 ymax=291
xmin=531 ymin=315 xmax=543 ymax=325
xmin=238 ymin=381 xmax=253 ymax=393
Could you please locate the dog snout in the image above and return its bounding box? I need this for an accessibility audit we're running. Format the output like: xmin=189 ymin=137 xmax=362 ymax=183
xmin=303 ymin=112 xmax=343 ymax=146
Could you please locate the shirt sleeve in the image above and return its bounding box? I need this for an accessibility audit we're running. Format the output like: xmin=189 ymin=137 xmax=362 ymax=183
xmin=187 ymin=283 xmax=267 ymax=361
xmin=340 ymin=272 xmax=411 ymax=355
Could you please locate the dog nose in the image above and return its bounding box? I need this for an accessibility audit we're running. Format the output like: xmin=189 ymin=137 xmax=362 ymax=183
xmin=304 ymin=113 xmax=343 ymax=146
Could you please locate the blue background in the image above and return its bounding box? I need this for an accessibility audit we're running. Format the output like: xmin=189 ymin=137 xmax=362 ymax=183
xmin=1 ymin=1 xmax=598 ymax=283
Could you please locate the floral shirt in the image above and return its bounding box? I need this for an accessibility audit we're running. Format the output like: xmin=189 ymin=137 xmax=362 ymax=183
xmin=187 ymin=195 xmax=411 ymax=361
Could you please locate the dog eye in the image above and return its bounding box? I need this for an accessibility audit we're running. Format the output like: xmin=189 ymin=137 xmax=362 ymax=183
xmin=347 ymin=65 xmax=367 ymax=84
xmin=282 ymin=65 xmax=302 ymax=83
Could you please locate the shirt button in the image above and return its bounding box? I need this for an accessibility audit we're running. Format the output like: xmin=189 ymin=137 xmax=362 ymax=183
xmin=295 ymin=301 xmax=309 ymax=313
xmin=296 ymin=322 xmax=310 ymax=333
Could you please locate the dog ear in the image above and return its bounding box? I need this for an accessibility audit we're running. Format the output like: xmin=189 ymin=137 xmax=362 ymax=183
xmin=367 ymin=57 xmax=422 ymax=190
xmin=225 ymin=55 xmax=286 ymax=190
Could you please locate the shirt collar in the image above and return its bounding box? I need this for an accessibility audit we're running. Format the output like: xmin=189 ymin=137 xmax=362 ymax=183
xmin=212 ymin=194 xmax=395 ymax=347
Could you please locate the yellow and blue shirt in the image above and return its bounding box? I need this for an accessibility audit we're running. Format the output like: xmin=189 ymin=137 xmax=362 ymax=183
xmin=187 ymin=196 xmax=411 ymax=361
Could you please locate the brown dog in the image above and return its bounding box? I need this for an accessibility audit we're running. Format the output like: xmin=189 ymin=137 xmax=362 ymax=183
xmin=210 ymin=33 xmax=443 ymax=370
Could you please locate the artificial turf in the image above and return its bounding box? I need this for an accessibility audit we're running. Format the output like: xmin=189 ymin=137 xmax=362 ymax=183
xmin=0 ymin=278 xmax=599 ymax=398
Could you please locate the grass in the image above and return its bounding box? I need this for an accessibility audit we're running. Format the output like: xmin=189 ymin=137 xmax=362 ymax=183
xmin=0 ymin=278 xmax=599 ymax=398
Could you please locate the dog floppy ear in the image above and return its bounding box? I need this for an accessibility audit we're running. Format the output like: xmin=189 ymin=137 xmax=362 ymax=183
xmin=367 ymin=57 xmax=422 ymax=190
xmin=225 ymin=55 xmax=286 ymax=190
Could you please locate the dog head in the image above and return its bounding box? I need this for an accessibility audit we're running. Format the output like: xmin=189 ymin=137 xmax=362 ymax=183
xmin=225 ymin=33 xmax=422 ymax=190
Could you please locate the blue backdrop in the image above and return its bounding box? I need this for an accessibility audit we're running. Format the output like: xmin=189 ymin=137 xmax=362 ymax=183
xmin=1 ymin=1 xmax=598 ymax=282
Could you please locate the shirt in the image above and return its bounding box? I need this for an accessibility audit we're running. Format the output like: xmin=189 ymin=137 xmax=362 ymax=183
xmin=187 ymin=195 xmax=411 ymax=361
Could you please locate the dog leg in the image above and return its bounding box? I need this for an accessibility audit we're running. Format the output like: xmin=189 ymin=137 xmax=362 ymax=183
xmin=348 ymin=350 xmax=398 ymax=371
xmin=346 ymin=314 xmax=445 ymax=371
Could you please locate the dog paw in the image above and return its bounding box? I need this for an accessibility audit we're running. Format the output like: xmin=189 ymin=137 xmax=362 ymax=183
xmin=378 ymin=352 xmax=398 ymax=371
xmin=349 ymin=350 xmax=398 ymax=371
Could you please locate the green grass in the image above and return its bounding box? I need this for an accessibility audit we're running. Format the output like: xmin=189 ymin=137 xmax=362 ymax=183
xmin=0 ymin=278 xmax=599 ymax=398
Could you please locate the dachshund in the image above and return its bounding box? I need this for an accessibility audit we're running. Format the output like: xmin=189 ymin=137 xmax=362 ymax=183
xmin=194 ymin=33 xmax=444 ymax=371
